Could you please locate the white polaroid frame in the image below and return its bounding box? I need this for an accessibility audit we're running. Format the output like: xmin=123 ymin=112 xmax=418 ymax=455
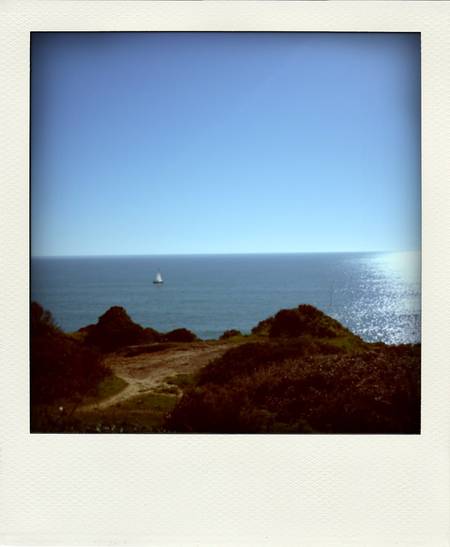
xmin=1 ymin=2 xmax=449 ymax=545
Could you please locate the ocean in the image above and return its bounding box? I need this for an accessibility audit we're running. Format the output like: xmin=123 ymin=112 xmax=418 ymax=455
xmin=31 ymin=251 xmax=421 ymax=344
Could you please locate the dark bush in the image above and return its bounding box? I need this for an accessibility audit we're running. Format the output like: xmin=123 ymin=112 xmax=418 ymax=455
xmin=163 ymin=328 xmax=198 ymax=343
xmin=30 ymin=302 xmax=108 ymax=407
xmin=252 ymin=304 xmax=357 ymax=340
xmin=220 ymin=329 xmax=242 ymax=340
xmin=167 ymin=385 xmax=244 ymax=433
xmin=144 ymin=327 xmax=162 ymax=342
xmin=84 ymin=306 xmax=151 ymax=352
xmin=31 ymin=301 xmax=60 ymax=336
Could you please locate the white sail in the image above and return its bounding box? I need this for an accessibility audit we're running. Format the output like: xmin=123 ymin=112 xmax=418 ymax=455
xmin=154 ymin=271 xmax=163 ymax=283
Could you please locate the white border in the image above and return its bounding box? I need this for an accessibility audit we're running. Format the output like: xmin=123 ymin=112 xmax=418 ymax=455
xmin=1 ymin=2 xmax=449 ymax=545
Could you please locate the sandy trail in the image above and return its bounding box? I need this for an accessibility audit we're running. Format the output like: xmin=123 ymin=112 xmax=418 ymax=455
xmin=80 ymin=341 xmax=234 ymax=411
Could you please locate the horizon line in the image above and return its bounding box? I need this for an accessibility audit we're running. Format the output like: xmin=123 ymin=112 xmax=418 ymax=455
xmin=31 ymin=249 xmax=420 ymax=259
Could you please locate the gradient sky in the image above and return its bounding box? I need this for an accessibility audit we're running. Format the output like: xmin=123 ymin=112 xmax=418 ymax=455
xmin=31 ymin=32 xmax=420 ymax=257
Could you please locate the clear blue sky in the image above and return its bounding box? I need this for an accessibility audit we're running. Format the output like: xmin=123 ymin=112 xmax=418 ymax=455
xmin=31 ymin=32 xmax=420 ymax=256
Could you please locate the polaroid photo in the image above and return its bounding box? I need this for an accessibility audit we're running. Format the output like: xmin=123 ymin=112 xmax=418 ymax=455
xmin=1 ymin=1 xmax=449 ymax=545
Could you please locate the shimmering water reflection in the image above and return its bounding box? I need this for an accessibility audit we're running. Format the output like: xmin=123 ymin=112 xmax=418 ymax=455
xmin=330 ymin=251 xmax=420 ymax=344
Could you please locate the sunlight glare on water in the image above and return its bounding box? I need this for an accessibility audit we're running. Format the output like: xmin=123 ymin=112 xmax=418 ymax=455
xmin=330 ymin=251 xmax=421 ymax=344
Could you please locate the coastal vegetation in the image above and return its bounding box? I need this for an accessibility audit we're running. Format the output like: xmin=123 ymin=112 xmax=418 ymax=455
xmin=30 ymin=302 xmax=420 ymax=434
xmin=30 ymin=302 xmax=110 ymax=431
xmin=168 ymin=340 xmax=419 ymax=433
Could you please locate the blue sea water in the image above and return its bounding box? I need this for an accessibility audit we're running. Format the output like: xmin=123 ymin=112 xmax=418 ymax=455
xmin=31 ymin=252 xmax=421 ymax=344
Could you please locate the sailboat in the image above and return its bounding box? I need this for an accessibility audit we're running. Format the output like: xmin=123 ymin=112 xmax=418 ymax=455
xmin=153 ymin=271 xmax=163 ymax=284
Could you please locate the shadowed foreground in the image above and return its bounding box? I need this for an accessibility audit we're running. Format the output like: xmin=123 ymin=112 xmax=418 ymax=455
xmin=30 ymin=303 xmax=420 ymax=434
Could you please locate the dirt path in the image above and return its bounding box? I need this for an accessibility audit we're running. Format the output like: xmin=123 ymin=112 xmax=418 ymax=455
xmin=80 ymin=341 xmax=235 ymax=411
